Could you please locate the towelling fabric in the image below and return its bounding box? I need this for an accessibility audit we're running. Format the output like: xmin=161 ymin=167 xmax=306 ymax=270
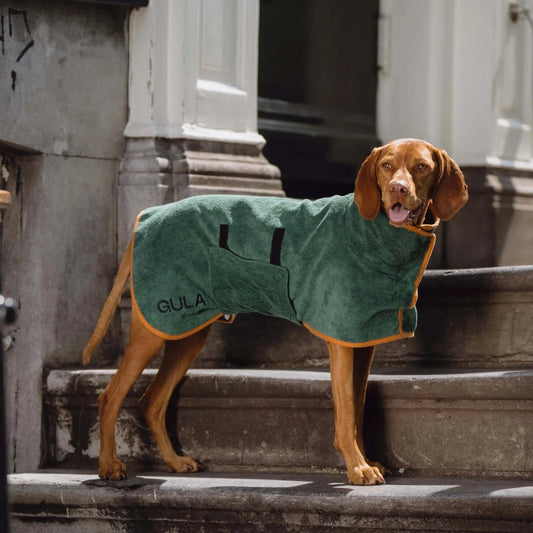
xmin=130 ymin=194 xmax=438 ymax=347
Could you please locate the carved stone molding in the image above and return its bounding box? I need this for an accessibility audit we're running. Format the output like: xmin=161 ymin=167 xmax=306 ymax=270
xmin=173 ymin=140 xmax=283 ymax=199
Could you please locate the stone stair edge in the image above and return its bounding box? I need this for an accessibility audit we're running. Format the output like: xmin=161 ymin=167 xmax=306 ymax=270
xmin=45 ymin=367 xmax=533 ymax=402
xmin=43 ymin=368 xmax=533 ymax=481
xmin=8 ymin=471 xmax=533 ymax=523
xmin=422 ymin=265 xmax=533 ymax=292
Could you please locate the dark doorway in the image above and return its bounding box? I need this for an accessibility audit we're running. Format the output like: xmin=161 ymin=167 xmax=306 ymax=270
xmin=258 ymin=0 xmax=380 ymax=198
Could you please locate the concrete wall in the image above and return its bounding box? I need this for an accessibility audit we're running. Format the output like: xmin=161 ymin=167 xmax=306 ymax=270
xmin=0 ymin=0 xmax=130 ymax=471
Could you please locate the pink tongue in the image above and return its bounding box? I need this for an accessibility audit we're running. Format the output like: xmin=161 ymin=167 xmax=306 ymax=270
xmin=388 ymin=204 xmax=410 ymax=224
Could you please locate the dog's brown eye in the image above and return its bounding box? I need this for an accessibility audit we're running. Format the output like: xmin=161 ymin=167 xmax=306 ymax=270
xmin=382 ymin=162 xmax=392 ymax=169
xmin=416 ymin=163 xmax=428 ymax=171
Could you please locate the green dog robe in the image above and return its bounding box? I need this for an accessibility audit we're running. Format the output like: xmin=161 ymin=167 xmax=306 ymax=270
xmin=131 ymin=194 xmax=437 ymax=347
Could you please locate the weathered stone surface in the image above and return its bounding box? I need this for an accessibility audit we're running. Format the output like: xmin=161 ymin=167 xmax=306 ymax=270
xmin=0 ymin=0 xmax=128 ymax=159
xmin=8 ymin=471 xmax=533 ymax=532
xmin=2 ymin=153 xmax=121 ymax=473
xmin=44 ymin=368 xmax=533 ymax=479
xmin=443 ymin=167 xmax=533 ymax=268
xmin=1 ymin=0 xmax=128 ymax=472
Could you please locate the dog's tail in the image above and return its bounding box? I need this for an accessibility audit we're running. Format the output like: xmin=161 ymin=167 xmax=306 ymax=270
xmin=82 ymin=238 xmax=133 ymax=365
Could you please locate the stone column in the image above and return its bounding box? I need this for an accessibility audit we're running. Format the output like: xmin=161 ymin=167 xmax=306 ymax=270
xmin=118 ymin=0 xmax=283 ymax=254
xmin=117 ymin=0 xmax=282 ymax=350
xmin=377 ymin=0 xmax=533 ymax=267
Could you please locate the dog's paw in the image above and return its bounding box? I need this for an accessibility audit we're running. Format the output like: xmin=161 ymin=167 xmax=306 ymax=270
xmin=348 ymin=465 xmax=386 ymax=486
xmin=368 ymin=460 xmax=386 ymax=476
xmin=167 ymin=455 xmax=204 ymax=474
xmin=98 ymin=459 xmax=128 ymax=480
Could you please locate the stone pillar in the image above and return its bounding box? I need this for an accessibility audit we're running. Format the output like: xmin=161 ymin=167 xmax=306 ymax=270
xmin=118 ymin=0 xmax=283 ymax=254
xmin=377 ymin=0 xmax=533 ymax=267
xmin=117 ymin=0 xmax=282 ymax=351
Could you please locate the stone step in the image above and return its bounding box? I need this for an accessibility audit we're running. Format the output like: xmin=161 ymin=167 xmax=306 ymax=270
xmin=179 ymin=265 xmax=533 ymax=370
xmin=8 ymin=470 xmax=533 ymax=532
xmin=44 ymin=368 xmax=533 ymax=479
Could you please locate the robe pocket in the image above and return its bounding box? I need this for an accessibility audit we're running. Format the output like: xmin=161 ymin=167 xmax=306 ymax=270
xmin=208 ymin=247 xmax=298 ymax=323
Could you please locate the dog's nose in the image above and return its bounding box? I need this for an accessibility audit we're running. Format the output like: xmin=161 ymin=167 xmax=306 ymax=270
xmin=388 ymin=180 xmax=410 ymax=196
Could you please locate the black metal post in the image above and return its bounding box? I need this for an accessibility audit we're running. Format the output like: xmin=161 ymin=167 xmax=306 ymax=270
xmin=0 ymin=296 xmax=16 ymax=533
xmin=0 ymin=321 xmax=7 ymax=533
xmin=1 ymin=172 xmax=14 ymax=531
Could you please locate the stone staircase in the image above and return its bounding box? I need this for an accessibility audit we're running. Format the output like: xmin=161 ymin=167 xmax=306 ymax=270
xmin=8 ymin=267 xmax=533 ymax=532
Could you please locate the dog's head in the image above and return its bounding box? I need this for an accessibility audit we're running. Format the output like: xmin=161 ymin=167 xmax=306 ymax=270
xmin=354 ymin=138 xmax=468 ymax=227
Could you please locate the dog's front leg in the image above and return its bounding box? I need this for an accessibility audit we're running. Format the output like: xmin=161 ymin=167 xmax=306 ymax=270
xmin=327 ymin=342 xmax=385 ymax=485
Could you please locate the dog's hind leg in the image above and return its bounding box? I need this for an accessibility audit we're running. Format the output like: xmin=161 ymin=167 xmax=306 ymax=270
xmin=353 ymin=346 xmax=385 ymax=475
xmin=97 ymin=309 xmax=165 ymax=480
xmin=139 ymin=326 xmax=210 ymax=474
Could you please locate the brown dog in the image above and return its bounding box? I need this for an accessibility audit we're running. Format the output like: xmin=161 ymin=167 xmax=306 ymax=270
xmin=83 ymin=138 xmax=468 ymax=486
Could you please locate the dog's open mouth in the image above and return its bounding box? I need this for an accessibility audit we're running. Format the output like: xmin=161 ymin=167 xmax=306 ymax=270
xmin=387 ymin=203 xmax=422 ymax=225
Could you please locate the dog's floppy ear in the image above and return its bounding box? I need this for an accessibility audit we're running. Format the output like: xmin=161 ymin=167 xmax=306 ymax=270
xmin=354 ymin=147 xmax=381 ymax=220
xmin=431 ymin=149 xmax=469 ymax=221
